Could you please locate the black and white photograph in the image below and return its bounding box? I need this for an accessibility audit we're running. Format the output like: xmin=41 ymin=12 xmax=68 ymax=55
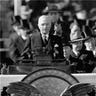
xmin=0 ymin=0 xmax=96 ymax=96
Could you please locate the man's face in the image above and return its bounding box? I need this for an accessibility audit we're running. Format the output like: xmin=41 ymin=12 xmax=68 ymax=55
xmin=54 ymin=23 xmax=62 ymax=36
xmin=72 ymin=41 xmax=83 ymax=51
xmin=63 ymin=46 xmax=71 ymax=58
xmin=48 ymin=12 xmax=59 ymax=23
xmin=38 ymin=16 xmax=51 ymax=35
xmin=19 ymin=28 xmax=28 ymax=37
xmin=84 ymin=38 xmax=95 ymax=50
xmin=20 ymin=13 xmax=31 ymax=19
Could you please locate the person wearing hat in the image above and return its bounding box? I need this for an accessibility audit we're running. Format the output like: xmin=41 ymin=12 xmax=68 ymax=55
xmin=69 ymin=22 xmax=95 ymax=73
xmin=61 ymin=41 xmax=73 ymax=73
xmin=73 ymin=2 xmax=95 ymax=34
xmin=8 ymin=24 xmax=32 ymax=63
xmin=14 ymin=4 xmax=34 ymax=32
xmin=46 ymin=4 xmax=70 ymax=43
xmin=62 ymin=40 xmax=72 ymax=61
xmin=83 ymin=26 xmax=96 ymax=57
xmin=46 ymin=5 xmax=62 ymax=23
xmin=72 ymin=2 xmax=95 ymax=32
xmin=69 ymin=22 xmax=85 ymax=55
xmin=52 ymin=41 xmax=71 ymax=73
xmin=62 ymin=37 xmax=80 ymax=73
xmin=47 ymin=4 xmax=70 ymax=25
xmin=83 ymin=26 xmax=96 ymax=73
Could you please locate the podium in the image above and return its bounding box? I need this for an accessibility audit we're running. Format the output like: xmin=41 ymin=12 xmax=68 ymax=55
xmin=8 ymin=58 xmax=71 ymax=74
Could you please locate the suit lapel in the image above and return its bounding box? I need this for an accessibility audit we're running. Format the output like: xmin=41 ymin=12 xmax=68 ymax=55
xmin=40 ymin=33 xmax=45 ymax=46
xmin=23 ymin=36 xmax=30 ymax=51
xmin=32 ymin=32 xmax=42 ymax=49
xmin=16 ymin=36 xmax=26 ymax=53
xmin=45 ymin=36 xmax=52 ymax=53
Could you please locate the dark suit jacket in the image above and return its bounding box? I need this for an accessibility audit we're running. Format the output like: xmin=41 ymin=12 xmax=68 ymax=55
xmin=70 ymin=48 xmax=96 ymax=73
xmin=8 ymin=32 xmax=28 ymax=62
xmin=24 ymin=32 xmax=64 ymax=61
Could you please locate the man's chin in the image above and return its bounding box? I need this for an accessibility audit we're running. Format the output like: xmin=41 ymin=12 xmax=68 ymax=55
xmin=43 ymin=31 xmax=49 ymax=34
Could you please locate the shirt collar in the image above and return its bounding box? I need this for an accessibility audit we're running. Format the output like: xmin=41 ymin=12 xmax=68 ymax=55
xmin=42 ymin=34 xmax=49 ymax=40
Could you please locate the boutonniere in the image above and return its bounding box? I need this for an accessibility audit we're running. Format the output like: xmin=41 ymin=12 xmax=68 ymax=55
xmin=54 ymin=44 xmax=59 ymax=48
xmin=54 ymin=44 xmax=59 ymax=56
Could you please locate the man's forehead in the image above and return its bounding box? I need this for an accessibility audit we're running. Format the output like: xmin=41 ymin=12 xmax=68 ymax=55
xmin=38 ymin=15 xmax=51 ymax=24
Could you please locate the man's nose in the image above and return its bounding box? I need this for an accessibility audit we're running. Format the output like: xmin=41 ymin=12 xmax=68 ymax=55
xmin=43 ymin=24 xmax=47 ymax=28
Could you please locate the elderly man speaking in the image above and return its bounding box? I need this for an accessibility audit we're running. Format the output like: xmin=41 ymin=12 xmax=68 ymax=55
xmin=24 ymin=15 xmax=64 ymax=63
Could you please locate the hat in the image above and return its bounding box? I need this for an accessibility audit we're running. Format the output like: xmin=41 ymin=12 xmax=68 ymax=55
xmin=89 ymin=8 xmax=96 ymax=21
xmin=73 ymin=3 xmax=87 ymax=20
xmin=43 ymin=5 xmax=62 ymax=14
xmin=48 ymin=5 xmax=59 ymax=12
xmin=82 ymin=26 xmax=96 ymax=40
xmin=46 ymin=4 xmax=63 ymax=14
xmin=73 ymin=3 xmax=83 ymax=13
xmin=69 ymin=25 xmax=85 ymax=43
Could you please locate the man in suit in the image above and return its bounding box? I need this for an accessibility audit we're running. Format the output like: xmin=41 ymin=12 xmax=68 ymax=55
xmin=8 ymin=24 xmax=31 ymax=63
xmin=15 ymin=15 xmax=69 ymax=74
xmin=47 ymin=5 xmax=70 ymax=42
xmin=69 ymin=22 xmax=95 ymax=73
xmin=11 ymin=4 xmax=33 ymax=33
xmin=24 ymin=15 xmax=64 ymax=63
xmin=83 ymin=26 xmax=96 ymax=57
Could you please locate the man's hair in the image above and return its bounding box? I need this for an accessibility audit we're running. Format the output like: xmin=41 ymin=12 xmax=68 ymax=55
xmin=38 ymin=15 xmax=51 ymax=25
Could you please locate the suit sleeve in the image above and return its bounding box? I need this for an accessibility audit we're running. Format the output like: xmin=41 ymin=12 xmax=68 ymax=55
xmin=8 ymin=37 xmax=20 ymax=63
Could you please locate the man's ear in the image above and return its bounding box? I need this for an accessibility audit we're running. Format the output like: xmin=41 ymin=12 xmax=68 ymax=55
xmin=38 ymin=23 xmax=40 ymax=29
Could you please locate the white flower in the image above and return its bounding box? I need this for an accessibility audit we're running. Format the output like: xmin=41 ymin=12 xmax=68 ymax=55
xmin=54 ymin=44 xmax=59 ymax=47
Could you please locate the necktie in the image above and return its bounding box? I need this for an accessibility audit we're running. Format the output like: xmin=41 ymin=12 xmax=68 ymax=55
xmin=43 ymin=35 xmax=48 ymax=45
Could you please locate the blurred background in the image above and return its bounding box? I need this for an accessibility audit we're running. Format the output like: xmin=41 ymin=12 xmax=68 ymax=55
xmin=0 ymin=0 xmax=96 ymax=37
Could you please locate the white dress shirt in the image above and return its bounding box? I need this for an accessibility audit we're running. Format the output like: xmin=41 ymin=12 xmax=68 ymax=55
xmin=42 ymin=34 xmax=49 ymax=42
